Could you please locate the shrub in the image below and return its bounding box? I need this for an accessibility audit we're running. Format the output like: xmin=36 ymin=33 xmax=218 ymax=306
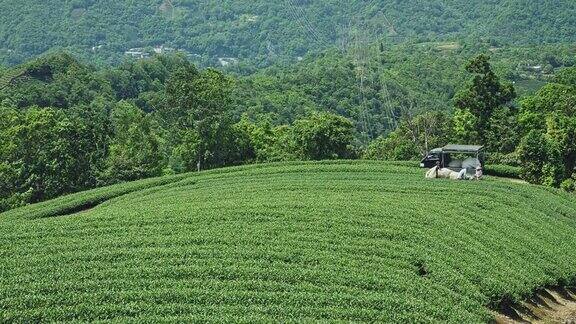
xmin=292 ymin=112 xmax=355 ymax=160
xmin=484 ymin=164 xmax=521 ymax=179
xmin=560 ymin=174 xmax=576 ymax=192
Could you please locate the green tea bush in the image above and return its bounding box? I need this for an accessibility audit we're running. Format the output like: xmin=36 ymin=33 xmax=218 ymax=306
xmin=484 ymin=164 xmax=522 ymax=179
xmin=1 ymin=161 xmax=575 ymax=323
xmin=560 ymin=174 xmax=576 ymax=193
xmin=0 ymin=172 xmax=193 ymax=220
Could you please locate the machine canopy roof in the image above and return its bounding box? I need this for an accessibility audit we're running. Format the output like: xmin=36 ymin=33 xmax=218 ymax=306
xmin=441 ymin=144 xmax=484 ymax=154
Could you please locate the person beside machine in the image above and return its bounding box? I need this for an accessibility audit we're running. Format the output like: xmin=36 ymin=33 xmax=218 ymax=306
xmin=475 ymin=166 xmax=483 ymax=180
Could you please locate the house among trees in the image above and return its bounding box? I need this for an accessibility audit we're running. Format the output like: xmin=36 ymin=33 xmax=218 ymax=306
xmin=125 ymin=48 xmax=150 ymax=59
xmin=218 ymin=57 xmax=239 ymax=67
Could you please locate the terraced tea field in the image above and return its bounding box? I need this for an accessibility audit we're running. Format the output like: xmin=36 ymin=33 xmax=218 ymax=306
xmin=1 ymin=161 xmax=576 ymax=322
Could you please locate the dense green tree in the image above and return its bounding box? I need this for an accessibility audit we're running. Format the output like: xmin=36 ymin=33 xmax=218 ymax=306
xmin=233 ymin=116 xmax=295 ymax=162
xmin=519 ymin=82 xmax=576 ymax=182
xmin=165 ymin=66 xmax=239 ymax=171
xmin=560 ymin=173 xmax=576 ymax=193
xmin=485 ymin=106 xmax=521 ymax=156
xmin=517 ymin=130 xmax=563 ymax=186
xmin=404 ymin=111 xmax=451 ymax=156
xmin=0 ymin=53 xmax=114 ymax=109
xmin=102 ymin=55 xmax=187 ymax=110
xmin=68 ymin=98 xmax=114 ymax=183
xmin=163 ymin=63 xmax=200 ymax=129
xmin=554 ymin=67 xmax=576 ymax=86
xmin=363 ymin=134 xmax=419 ymax=161
xmin=101 ymin=101 xmax=166 ymax=183
xmin=452 ymin=108 xmax=479 ymax=145
xmin=291 ymin=112 xmax=355 ymax=160
xmin=454 ymin=54 xmax=516 ymax=145
xmin=0 ymin=106 xmax=107 ymax=210
xmin=364 ymin=111 xmax=450 ymax=161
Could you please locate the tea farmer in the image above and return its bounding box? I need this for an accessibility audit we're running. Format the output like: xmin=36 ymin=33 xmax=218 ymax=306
xmin=475 ymin=166 xmax=483 ymax=180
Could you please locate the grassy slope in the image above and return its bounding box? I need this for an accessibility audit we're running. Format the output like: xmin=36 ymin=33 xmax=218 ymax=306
xmin=1 ymin=161 xmax=575 ymax=322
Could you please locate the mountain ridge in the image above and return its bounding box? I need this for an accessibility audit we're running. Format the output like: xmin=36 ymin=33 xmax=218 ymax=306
xmin=0 ymin=0 xmax=575 ymax=66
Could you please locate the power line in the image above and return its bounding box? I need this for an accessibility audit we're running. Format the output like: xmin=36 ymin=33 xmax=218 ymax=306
xmin=285 ymin=0 xmax=331 ymax=48
xmin=350 ymin=18 xmax=373 ymax=143
xmin=349 ymin=1 xmax=400 ymax=140
xmin=291 ymin=1 xmax=332 ymax=47
xmin=285 ymin=0 xmax=318 ymax=44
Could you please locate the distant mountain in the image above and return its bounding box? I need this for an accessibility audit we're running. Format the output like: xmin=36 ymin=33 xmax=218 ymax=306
xmin=0 ymin=0 xmax=575 ymax=66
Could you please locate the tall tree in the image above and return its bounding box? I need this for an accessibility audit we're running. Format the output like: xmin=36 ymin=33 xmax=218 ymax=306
xmin=165 ymin=66 xmax=236 ymax=171
xmin=454 ymin=54 xmax=516 ymax=145
xmin=519 ymin=82 xmax=576 ymax=181
xmin=292 ymin=112 xmax=355 ymax=160
xmin=0 ymin=106 xmax=107 ymax=209
xmin=102 ymin=101 xmax=166 ymax=183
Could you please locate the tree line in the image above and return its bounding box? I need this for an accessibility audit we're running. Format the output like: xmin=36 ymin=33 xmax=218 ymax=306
xmin=1 ymin=51 xmax=575 ymax=212
xmin=0 ymin=53 xmax=357 ymax=211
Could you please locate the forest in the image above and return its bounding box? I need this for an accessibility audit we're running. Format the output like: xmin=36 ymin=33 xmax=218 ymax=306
xmin=0 ymin=0 xmax=575 ymax=66
xmin=1 ymin=0 xmax=576 ymax=211
xmin=1 ymin=41 xmax=575 ymax=212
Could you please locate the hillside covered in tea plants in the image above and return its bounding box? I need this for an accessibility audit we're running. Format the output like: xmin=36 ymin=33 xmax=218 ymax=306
xmin=1 ymin=161 xmax=575 ymax=322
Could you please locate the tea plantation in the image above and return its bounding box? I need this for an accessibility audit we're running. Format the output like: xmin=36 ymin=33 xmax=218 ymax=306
xmin=1 ymin=161 xmax=575 ymax=322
